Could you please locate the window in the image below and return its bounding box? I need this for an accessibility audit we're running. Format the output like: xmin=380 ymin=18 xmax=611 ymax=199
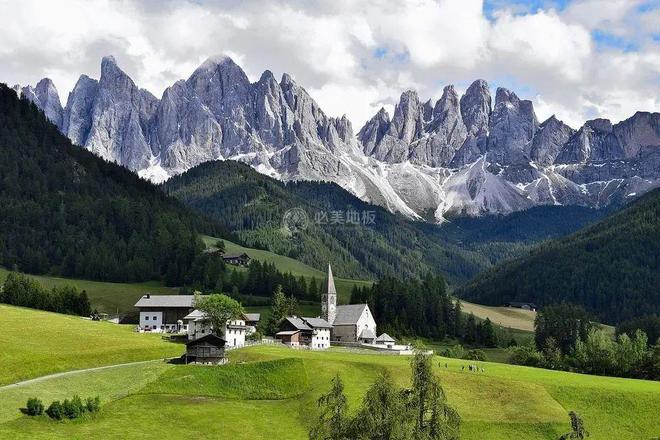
xmin=153 ymin=316 xmax=157 ymax=320
xmin=145 ymin=316 xmax=149 ymax=320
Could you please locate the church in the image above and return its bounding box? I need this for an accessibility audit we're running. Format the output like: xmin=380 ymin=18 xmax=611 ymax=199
xmin=321 ymin=265 xmax=377 ymax=343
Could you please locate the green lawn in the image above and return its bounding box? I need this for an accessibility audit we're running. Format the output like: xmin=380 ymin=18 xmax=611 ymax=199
xmin=0 ymin=343 xmax=658 ymax=440
xmin=0 ymin=305 xmax=182 ymax=386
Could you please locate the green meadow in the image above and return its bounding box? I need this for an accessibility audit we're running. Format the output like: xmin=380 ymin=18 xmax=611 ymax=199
xmin=0 ymin=340 xmax=658 ymax=439
xmin=0 ymin=305 xmax=181 ymax=386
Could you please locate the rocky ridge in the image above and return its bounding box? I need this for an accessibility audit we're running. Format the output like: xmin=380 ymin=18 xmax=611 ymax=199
xmin=13 ymin=56 xmax=660 ymax=221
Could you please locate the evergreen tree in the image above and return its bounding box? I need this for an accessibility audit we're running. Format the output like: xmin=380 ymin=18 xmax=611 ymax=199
xmin=309 ymin=374 xmax=348 ymax=440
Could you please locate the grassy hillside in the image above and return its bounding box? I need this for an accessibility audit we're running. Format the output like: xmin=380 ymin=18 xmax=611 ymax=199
xmin=458 ymin=187 xmax=660 ymax=324
xmin=0 ymin=305 xmax=181 ymax=385
xmin=0 ymin=345 xmax=657 ymax=439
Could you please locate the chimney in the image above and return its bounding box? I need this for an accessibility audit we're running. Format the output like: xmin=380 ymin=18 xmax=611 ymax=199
xmin=146 ymin=294 xmax=150 ymax=299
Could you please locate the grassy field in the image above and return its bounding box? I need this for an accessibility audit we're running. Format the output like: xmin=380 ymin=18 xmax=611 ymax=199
xmin=0 ymin=344 xmax=658 ymax=439
xmin=0 ymin=305 xmax=182 ymax=386
xmin=460 ymin=301 xmax=536 ymax=332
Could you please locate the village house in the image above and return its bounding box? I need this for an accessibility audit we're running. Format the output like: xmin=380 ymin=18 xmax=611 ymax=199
xmin=275 ymin=316 xmax=332 ymax=349
xmin=506 ymin=301 xmax=538 ymax=311
xmin=222 ymin=252 xmax=251 ymax=266
xmin=185 ymin=334 xmax=226 ymax=364
xmin=183 ymin=309 xmax=258 ymax=348
xmin=134 ymin=294 xmax=194 ymax=333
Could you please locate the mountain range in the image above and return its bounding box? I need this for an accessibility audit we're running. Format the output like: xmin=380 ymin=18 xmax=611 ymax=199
xmin=14 ymin=55 xmax=660 ymax=221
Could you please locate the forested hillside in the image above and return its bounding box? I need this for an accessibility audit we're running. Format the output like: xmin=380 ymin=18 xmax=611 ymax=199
xmin=163 ymin=160 xmax=605 ymax=284
xmin=0 ymin=84 xmax=226 ymax=285
xmin=457 ymin=188 xmax=660 ymax=324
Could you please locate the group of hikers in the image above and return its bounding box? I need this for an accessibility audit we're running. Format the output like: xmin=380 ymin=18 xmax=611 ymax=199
xmin=442 ymin=362 xmax=485 ymax=373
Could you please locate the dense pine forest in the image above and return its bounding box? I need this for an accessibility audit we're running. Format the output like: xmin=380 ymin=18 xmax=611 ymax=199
xmin=457 ymin=187 xmax=660 ymax=324
xmin=163 ymin=160 xmax=604 ymax=284
xmin=0 ymin=84 xmax=226 ymax=285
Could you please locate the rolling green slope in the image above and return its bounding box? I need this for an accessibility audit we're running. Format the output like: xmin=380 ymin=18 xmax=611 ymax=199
xmin=0 ymin=305 xmax=181 ymax=385
xmin=458 ymin=188 xmax=660 ymax=324
xmin=0 ymin=344 xmax=658 ymax=439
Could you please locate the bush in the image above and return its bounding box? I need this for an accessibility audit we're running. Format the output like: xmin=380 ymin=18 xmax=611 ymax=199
xmin=62 ymin=395 xmax=85 ymax=419
xmin=463 ymin=349 xmax=487 ymax=361
xmin=85 ymin=396 xmax=101 ymax=413
xmin=46 ymin=401 xmax=64 ymax=420
xmin=26 ymin=397 xmax=44 ymax=416
xmin=508 ymin=345 xmax=544 ymax=367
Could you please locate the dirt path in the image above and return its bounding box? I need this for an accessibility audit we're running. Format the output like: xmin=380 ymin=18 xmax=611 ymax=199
xmin=0 ymin=358 xmax=173 ymax=391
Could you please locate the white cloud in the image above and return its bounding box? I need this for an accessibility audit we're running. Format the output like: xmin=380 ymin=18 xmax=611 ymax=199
xmin=0 ymin=0 xmax=657 ymax=131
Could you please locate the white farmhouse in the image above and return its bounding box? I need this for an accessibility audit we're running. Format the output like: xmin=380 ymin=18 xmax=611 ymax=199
xmin=183 ymin=309 xmax=250 ymax=348
xmin=134 ymin=294 xmax=194 ymax=333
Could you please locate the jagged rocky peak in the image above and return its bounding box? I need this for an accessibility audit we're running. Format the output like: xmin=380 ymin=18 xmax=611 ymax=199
xmin=358 ymin=107 xmax=391 ymax=155
xmin=62 ymin=74 xmax=99 ymax=146
xmin=389 ymin=89 xmax=423 ymax=145
xmin=422 ymin=98 xmax=434 ymax=122
xmin=487 ymin=86 xmax=538 ymax=164
xmin=460 ymin=79 xmax=491 ymax=136
xmin=19 ymin=78 xmax=64 ymax=129
xmin=556 ymin=117 xmax=624 ymax=164
xmin=613 ymin=111 xmax=660 ymax=158
xmin=530 ymin=115 xmax=575 ymax=165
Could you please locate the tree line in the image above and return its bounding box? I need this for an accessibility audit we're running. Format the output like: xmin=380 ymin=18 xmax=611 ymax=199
xmin=350 ymin=275 xmax=498 ymax=348
xmin=510 ymin=304 xmax=660 ymax=380
xmin=1 ymin=272 xmax=91 ymax=316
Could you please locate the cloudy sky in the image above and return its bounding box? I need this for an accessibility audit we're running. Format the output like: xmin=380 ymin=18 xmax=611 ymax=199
xmin=1 ymin=0 xmax=658 ymax=129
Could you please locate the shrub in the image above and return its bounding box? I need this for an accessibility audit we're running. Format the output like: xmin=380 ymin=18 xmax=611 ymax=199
xmin=62 ymin=395 xmax=85 ymax=419
xmin=508 ymin=345 xmax=544 ymax=367
xmin=26 ymin=397 xmax=44 ymax=416
xmin=463 ymin=349 xmax=487 ymax=361
xmin=46 ymin=401 xmax=64 ymax=420
xmin=85 ymin=396 xmax=101 ymax=413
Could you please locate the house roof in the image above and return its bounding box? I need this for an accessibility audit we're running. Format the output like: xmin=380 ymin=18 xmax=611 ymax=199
xmin=333 ymin=304 xmax=368 ymax=325
xmin=284 ymin=317 xmax=312 ymax=331
xmin=186 ymin=334 xmax=225 ymax=347
xmin=244 ymin=313 xmax=261 ymax=322
xmin=359 ymin=328 xmax=377 ymax=340
xmin=302 ymin=317 xmax=332 ymax=329
xmin=223 ymin=253 xmax=250 ymax=259
xmin=275 ymin=330 xmax=301 ymax=336
xmin=135 ymin=295 xmax=194 ymax=308
xmin=376 ymin=333 xmax=395 ymax=343
xmin=183 ymin=309 xmax=205 ymax=321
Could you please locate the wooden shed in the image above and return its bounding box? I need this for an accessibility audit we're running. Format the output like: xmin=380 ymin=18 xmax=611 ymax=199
xmin=185 ymin=334 xmax=226 ymax=364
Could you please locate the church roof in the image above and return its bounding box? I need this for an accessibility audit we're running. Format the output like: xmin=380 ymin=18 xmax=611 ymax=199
xmin=303 ymin=317 xmax=333 ymax=328
xmin=333 ymin=304 xmax=368 ymax=325
xmin=323 ymin=264 xmax=337 ymax=295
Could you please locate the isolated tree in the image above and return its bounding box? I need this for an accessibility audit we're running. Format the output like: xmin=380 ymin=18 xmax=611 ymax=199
xmin=349 ymin=372 xmax=414 ymax=440
xmin=215 ymin=240 xmax=226 ymax=253
xmin=409 ymin=348 xmax=460 ymax=440
xmin=265 ymin=285 xmax=298 ymax=335
xmin=309 ymin=374 xmax=348 ymax=440
xmin=194 ymin=293 xmax=244 ymax=337
xmin=559 ymin=411 xmax=589 ymax=439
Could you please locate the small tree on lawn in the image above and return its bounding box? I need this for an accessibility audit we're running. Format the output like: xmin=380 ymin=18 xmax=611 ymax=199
xmin=216 ymin=240 xmax=226 ymax=253
xmin=26 ymin=398 xmax=44 ymax=416
xmin=265 ymin=285 xmax=298 ymax=335
xmin=409 ymin=347 xmax=460 ymax=440
xmin=194 ymin=293 xmax=244 ymax=337
xmin=309 ymin=374 xmax=348 ymax=440
xmin=559 ymin=411 xmax=589 ymax=439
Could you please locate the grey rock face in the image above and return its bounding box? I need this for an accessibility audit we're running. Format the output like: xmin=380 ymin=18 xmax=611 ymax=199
xmin=556 ymin=118 xmax=623 ymax=164
xmin=62 ymin=75 xmax=98 ymax=146
xmin=19 ymin=78 xmax=63 ymax=129
xmin=613 ymin=112 xmax=660 ymax=159
xmin=358 ymin=108 xmax=390 ymax=156
xmin=530 ymin=116 xmax=574 ymax=165
xmin=487 ymin=88 xmax=538 ymax=164
xmin=410 ymin=85 xmax=467 ymax=167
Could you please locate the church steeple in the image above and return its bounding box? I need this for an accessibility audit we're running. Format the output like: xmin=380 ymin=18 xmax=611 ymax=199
xmin=321 ymin=264 xmax=337 ymax=324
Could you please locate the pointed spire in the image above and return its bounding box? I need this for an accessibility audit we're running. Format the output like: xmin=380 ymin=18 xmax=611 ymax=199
xmin=324 ymin=264 xmax=337 ymax=295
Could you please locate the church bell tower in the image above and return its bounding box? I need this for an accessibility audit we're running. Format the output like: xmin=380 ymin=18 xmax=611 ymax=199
xmin=321 ymin=264 xmax=337 ymax=324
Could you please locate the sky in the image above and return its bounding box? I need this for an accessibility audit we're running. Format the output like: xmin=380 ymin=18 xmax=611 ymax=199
xmin=0 ymin=0 xmax=658 ymax=130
